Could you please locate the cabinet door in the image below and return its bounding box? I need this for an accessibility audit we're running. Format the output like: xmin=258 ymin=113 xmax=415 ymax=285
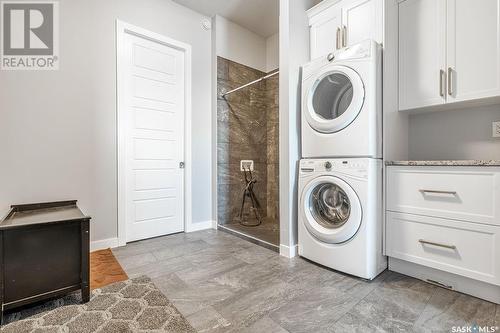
xmin=446 ymin=0 xmax=500 ymax=103
xmin=341 ymin=0 xmax=383 ymax=47
xmin=310 ymin=5 xmax=342 ymax=59
xmin=399 ymin=0 xmax=447 ymax=111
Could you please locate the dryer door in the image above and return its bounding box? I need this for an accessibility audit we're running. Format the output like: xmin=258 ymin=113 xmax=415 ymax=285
xmin=301 ymin=175 xmax=362 ymax=244
xmin=305 ymin=65 xmax=365 ymax=133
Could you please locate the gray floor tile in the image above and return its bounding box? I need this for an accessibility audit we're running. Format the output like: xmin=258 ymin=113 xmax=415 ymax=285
xmin=331 ymin=312 xmax=389 ymax=333
xmin=231 ymin=244 xmax=276 ymax=264
xmin=237 ymin=317 xmax=289 ymax=333
xmin=186 ymin=306 xmax=232 ymax=333
xmin=496 ymin=305 xmax=500 ymax=327
xmin=345 ymin=281 xmax=435 ymax=332
xmin=269 ymin=286 xmax=364 ymax=333
xmin=412 ymin=287 xmax=497 ymax=332
xmin=113 ymin=230 xmax=498 ymax=333
xmin=151 ymin=239 xmax=208 ymax=261
xmin=116 ymin=251 xmax=157 ymax=270
xmin=175 ymin=254 xmax=247 ymax=285
xmin=124 ymin=255 xmax=193 ymax=279
xmin=213 ymin=280 xmax=305 ymax=329
xmin=152 ymin=272 xmax=188 ymax=296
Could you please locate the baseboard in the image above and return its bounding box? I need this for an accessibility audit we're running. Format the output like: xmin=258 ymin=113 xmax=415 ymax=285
xmin=91 ymin=237 xmax=119 ymax=252
xmin=280 ymin=244 xmax=298 ymax=258
xmin=185 ymin=220 xmax=215 ymax=233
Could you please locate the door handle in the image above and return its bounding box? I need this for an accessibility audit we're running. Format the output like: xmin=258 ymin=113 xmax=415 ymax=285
xmin=342 ymin=25 xmax=347 ymax=47
xmin=179 ymin=162 xmax=185 ymax=169
xmin=336 ymin=27 xmax=341 ymax=49
xmin=439 ymin=69 xmax=446 ymax=97
xmin=448 ymin=67 xmax=454 ymax=96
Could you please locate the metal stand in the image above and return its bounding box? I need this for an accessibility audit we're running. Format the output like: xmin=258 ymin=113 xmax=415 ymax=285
xmin=238 ymin=168 xmax=263 ymax=227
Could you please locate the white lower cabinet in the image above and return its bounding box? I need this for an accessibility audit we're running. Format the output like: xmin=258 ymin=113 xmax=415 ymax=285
xmin=386 ymin=166 xmax=500 ymax=303
xmin=386 ymin=212 xmax=500 ymax=286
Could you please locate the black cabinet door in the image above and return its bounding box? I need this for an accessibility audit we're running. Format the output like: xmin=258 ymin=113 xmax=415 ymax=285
xmin=3 ymin=222 xmax=81 ymax=302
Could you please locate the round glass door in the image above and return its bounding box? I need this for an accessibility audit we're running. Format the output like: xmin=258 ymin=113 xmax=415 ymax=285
xmin=309 ymin=183 xmax=351 ymax=229
xmin=305 ymin=66 xmax=365 ymax=134
xmin=301 ymin=176 xmax=362 ymax=244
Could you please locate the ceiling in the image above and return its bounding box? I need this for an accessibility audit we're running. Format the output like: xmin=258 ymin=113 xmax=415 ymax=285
xmin=172 ymin=0 xmax=279 ymax=37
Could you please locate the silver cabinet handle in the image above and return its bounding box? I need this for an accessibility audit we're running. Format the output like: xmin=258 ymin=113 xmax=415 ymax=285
xmin=448 ymin=67 xmax=453 ymax=96
xmin=336 ymin=27 xmax=341 ymax=49
xmin=419 ymin=239 xmax=456 ymax=250
xmin=419 ymin=189 xmax=457 ymax=195
xmin=439 ymin=69 xmax=446 ymax=97
xmin=342 ymin=25 xmax=347 ymax=47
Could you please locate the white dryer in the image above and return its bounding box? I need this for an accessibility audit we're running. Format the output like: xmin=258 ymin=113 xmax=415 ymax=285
xmin=298 ymin=158 xmax=386 ymax=279
xmin=301 ymin=40 xmax=382 ymax=158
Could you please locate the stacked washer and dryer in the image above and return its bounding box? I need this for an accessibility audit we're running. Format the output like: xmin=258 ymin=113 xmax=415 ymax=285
xmin=298 ymin=40 xmax=387 ymax=280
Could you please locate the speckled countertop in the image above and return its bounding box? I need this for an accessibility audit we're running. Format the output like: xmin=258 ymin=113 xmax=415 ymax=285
xmin=385 ymin=160 xmax=500 ymax=167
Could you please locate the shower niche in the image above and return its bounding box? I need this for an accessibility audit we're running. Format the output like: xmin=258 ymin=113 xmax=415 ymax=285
xmin=217 ymin=56 xmax=279 ymax=248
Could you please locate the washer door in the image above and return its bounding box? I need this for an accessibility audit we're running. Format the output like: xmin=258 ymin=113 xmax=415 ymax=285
xmin=305 ymin=65 xmax=365 ymax=134
xmin=301 ymin=175 xmax=362 ymax=244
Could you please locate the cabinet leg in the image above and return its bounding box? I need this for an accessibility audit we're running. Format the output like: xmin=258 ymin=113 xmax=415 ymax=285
xmin=81 ymin=284 xmax=90 ymax=303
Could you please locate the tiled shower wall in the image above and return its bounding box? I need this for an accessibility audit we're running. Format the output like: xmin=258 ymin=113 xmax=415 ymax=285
xmin=217 ymin=57 xmax=279 ymax=226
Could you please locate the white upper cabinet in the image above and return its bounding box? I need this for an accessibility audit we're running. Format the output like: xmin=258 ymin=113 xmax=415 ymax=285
xmin=399 ymin=0 xmax=500 ymax=111
xmin=308 ymin=0 xmax=383 ymax=60
xmin=399 ymin=0 xmax=447 ymax=110
xmin=309 ymin=3 xmax=342 ymax=60
xmin=446 ymin=0 xmax=500 ymax=103
xmin=341 ymin=0 xmax=383 ymax=47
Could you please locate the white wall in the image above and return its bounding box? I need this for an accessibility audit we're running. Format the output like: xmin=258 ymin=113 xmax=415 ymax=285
xmin=409 ymin=105 xmax=500 ymax=160
xmin=266 ymin=33 xmax=279 ymax=72
xmin=215 ymin=15 xmax=279 ymax=73
xmin=215 ymin=15 xmax=267 ymax=71
xmin=279 ymin=0 xmax=317 ymax=257
xmin=0 ymin=0 xmax=213 ymax=245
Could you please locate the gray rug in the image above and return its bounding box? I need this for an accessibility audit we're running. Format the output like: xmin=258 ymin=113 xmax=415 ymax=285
xmin=2 ymin=276 xmax=196 ymax=333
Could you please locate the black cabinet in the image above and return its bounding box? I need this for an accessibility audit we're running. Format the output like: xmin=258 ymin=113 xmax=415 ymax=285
xmin=0 ymin=201 xmax=91 ymax=323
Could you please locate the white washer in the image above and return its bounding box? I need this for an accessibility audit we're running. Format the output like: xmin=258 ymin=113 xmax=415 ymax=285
xmin=298 ymin=158 xmax=386 ymax=279
xmin=301 ymin=40 xmax=382 ymax=158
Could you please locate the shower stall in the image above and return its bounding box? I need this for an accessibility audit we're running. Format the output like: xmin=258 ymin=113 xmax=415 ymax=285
xmin=217 ymin=56 xmax=279 ymax=249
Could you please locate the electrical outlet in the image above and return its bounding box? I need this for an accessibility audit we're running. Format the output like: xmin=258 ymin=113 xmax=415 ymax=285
xmin=493 ymin=121 xmax=500 ymax=138
xmin=240 ymin=160 xmax=254 ymax=171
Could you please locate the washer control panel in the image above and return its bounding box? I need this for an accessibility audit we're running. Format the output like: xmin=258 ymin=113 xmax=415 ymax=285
xmin=300 ymin=159 xmax=372 ymax=174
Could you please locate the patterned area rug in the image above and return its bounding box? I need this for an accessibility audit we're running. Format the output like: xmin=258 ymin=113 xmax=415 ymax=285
xmin=2 ymin=276 xmax=195 ymax=333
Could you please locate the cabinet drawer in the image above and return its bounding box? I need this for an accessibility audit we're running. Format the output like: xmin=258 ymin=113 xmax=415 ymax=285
xmin=386 ymin=167 xmax=500 ymax=225
xmin=386 ymin=212 xmax=500 ymax=285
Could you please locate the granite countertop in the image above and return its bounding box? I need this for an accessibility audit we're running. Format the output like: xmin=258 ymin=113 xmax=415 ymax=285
xmin=385 ymin=160 xmax=500 ymax=167
xmin=385 ymin=160 xmax=500 ymax=166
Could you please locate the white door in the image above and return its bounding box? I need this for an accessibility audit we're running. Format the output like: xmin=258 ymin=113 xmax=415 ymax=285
xmin=310 ymin=4 xmax=342 ymax=59
xmin=399 ymin=0 xmax=447 ymax=111
xmin=123 ymin=32 xmax=185 ymax=242
xmin=446 ymin=0 xmax=500 ymax=103
xmin=341 ymin=0 xmax=382 ymax=48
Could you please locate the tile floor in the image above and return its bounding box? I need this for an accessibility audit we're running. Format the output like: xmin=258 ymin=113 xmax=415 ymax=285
xmin=219 ymin=218 xmax=280 ymax=248
xmin=112 ymin=229 xmax=500 ymax=333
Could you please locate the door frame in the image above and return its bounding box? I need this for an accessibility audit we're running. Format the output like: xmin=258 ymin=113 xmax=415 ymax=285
xmin=116 ymin=20 xmax=193 ymax=246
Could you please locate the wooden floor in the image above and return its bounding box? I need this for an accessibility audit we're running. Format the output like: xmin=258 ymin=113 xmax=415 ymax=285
xmin=90 ymin=248 xmax=128 ymax=289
